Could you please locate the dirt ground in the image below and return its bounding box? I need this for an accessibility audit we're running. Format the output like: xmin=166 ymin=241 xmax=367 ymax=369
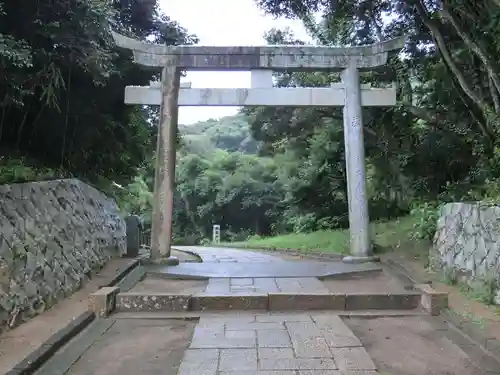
xmin=129 ymin=276 xmax=208 ymax=294
xmin=64 ymin=319 xmax=195 ymax=375
xmin=345 ymin=316 xmax=494 ymax=375
xmin=0 ymin=257 xmax=133 ymax=374
xmin=387 ymin=251 xmax=500 ymax=341
xmin=322 ymin=269 xmax=408 ymax=294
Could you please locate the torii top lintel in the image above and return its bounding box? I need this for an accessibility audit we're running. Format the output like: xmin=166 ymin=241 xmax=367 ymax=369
xmin=111 ymin=32 xmax=405 ymax=72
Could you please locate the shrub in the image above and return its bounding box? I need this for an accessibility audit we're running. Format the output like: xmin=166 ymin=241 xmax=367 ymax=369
xmin=410 ymin=201 xmax=440 ymax=241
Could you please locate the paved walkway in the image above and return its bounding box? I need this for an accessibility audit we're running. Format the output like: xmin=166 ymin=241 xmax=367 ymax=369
xmin=152 ymin=246 xmax=382 ymax=279
xmin=170 ymin=247 xmax=379 ymax=373
xmin=174 ymin=246 xmax=286 ymax=263
xmin=179 ymin=312 xmax=376 ymax=374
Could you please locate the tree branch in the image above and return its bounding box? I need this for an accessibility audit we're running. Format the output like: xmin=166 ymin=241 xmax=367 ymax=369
xmin=368 ymin=7 xmax=384 ymax=42
xmin=413 ymin=0 xmax=494 ymax=141
xmin=440 ymin=5 xmax=500 ymax=104
xmin=489 ymin=77 xmax=500 ymax=113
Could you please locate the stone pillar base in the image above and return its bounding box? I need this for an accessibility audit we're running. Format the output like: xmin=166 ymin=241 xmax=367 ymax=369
xmin=342 ymin=255 xmax=381 ymax=264
xmin=143 ymin=255 xmax=180 ymax=266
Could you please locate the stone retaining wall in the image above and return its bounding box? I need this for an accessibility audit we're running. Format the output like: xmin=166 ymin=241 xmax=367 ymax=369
xmin=0 ymin=179 xmax=126 ymax=332
xmin=431 ymin=202 xmax=500 ymax=304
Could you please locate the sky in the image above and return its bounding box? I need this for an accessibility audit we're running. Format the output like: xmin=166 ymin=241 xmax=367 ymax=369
xmin=160 ymin=0 xmax=313 ymax=125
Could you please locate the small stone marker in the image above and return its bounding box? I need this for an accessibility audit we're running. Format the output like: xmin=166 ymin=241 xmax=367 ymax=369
xmin=212 ymin=224 xmax=220 ymax=244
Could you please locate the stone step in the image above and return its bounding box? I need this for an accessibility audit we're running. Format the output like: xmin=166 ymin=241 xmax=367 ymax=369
xmin=113 ymin=291 xmax=423 ymax=313
xmin=112 ymin=309 xmax=430 ymax=320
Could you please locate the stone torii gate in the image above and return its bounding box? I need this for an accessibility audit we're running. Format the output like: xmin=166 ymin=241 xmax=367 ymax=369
xmin=112 ymin=32 xmax=404 ymax=264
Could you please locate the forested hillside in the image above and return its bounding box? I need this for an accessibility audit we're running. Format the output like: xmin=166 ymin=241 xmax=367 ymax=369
xmin=2 ymin=0 xmax=500 ymax=246
xmin=179 ymin=114 xmax=259 ymax=154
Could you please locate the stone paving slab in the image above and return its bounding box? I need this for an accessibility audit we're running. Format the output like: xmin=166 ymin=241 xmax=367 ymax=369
xmin=179 ymin=313 xmax=377 ymax=374
xmin=203 ymin=277 xmax=329 ymax=295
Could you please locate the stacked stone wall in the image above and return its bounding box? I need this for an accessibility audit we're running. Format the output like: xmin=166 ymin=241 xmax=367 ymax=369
xmin=0 ymin=179 xmax=125 ymax=332
xmin=432 ymin=202 xmax=500 ymax=304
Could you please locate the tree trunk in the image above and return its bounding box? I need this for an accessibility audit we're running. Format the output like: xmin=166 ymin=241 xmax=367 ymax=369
xmin=440 ymin=5 xmax=500 ymax=102
xmin=413 ymin=0 xmax=494 ymax=143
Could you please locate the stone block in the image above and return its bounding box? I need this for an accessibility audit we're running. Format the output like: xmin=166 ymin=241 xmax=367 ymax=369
xmin=88 ymin=286 xmax=120 ymax=317
xmin=191 ymin=294 xmax=268 ymax=311
xmin=268 ymin=293 xmax=345 ymax=310
xmin=344 ymin=292 xmax=420 ymax=310
xmin=415 ymin=284 xmax=448 ymax=315
xmin=124 ymin=215 xmax=142 ymax=258
xmin=115 ymin=293 xmax=191 ymax=312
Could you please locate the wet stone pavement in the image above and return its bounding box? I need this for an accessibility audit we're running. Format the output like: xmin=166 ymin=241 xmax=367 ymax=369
xmin=148 ymin=246 xmax=382 ymax=279
xmin=162 ymin=248 xmax=380 ymax=374
xmin=180 ymin=313 xmax=376 ymax=374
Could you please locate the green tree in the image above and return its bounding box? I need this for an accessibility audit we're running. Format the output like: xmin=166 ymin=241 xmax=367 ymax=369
xmin=0 ymin=0 xmax=196 ymax=189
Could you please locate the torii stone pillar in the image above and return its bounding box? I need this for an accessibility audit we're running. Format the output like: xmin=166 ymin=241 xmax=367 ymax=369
xmin=112 ymin=32 xmax=404 ymax=263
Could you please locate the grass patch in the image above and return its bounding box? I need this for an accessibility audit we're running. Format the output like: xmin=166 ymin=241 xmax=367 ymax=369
xmin=227 ymin=216 xmax=422 ymax=254
xmin=230 ymin=229 xmax=349 ymax=253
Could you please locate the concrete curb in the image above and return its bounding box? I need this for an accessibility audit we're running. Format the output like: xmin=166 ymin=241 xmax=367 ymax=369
xmin=5 ymin=311 xmax=95 ymax=375
xmin=441 ymin=309 xmax=500 ymax=363
xmin=6 ymin=258 xmax=140 ymax=375
xmin=99 ymin=259 xmax=140 ymax=288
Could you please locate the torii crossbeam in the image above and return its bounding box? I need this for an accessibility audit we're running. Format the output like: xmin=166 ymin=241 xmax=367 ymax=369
xmin=112 ymin=32 xmax=405 ymax=264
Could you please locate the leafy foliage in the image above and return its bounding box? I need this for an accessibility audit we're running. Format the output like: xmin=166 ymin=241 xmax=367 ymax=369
xmin=0 ymin=0 xmax=196 ymax=190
